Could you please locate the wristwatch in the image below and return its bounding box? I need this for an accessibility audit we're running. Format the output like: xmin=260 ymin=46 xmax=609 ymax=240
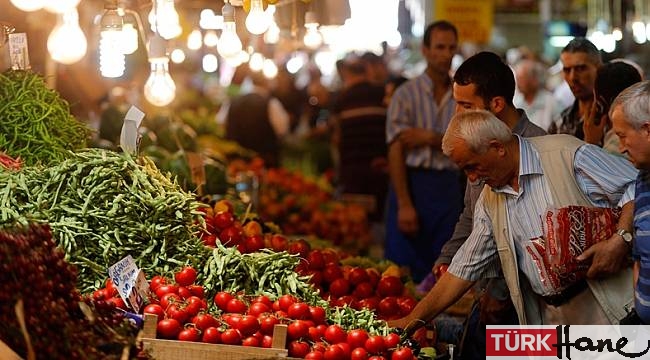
xmin=616 ymin=229 xmax=633 ymax=246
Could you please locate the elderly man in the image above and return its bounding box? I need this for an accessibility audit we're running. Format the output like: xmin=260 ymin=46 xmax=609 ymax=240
xmin=513 ymin=59 xmax=563 ymax=131
xmin=390 ymin=109 xmax=636 ymax=329
xmin=611 ymin=80 xmax=650 ymax=324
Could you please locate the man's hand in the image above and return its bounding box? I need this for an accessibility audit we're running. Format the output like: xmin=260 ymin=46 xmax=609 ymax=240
xmin=576 ymin=234 xmax=629 ymax=278
xmin=398 ymin=129 xmax=436 ymax=149
xmin=398 ymin=205 xmax=419 ymax=237
xmin=583 ymin=102 xmax=607 ymax=146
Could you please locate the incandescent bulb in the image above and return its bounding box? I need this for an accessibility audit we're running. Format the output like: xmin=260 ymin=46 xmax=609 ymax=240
xmin=202 ymin=54 xmax=219 ymax=72
xmin=187 ymin=29 xmax=203 ymax=50
xmin=203 ymin=30 xmax=219 ymax=47
xmin=303 ymin=25 xmax=322 ymax=49
xmin=264 ymin=22 xmax=280 ymax=44
xmin=121 ymin=23 xmax=139 ymax=54
xmin=150 ymin=0 xmax=182 ymax=39
xmin=170 ymin=48 xmax=185 ymax=63
xmin=262 ymin=59 xmax=278 ymax=79
xmin=43 ymin=0 xmax=80 ymax=13
xmin=47 ymin=9 xmax=87 ymax=64
xmin=245 ymin=0 xmax=270 ymax=35
xmin=10 ymin=0 xmax=44 ymax=12
xmin=249 ymin=52 xmax=264 ymax=72
xmin=217 ymin=3 xmax=242 ymax=59
xmin=144 ymin=58 xmax=176 ymax=107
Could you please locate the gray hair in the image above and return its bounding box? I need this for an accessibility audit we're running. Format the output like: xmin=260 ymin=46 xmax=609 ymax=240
xmin=610 ymin=80 xmax=650 ymax=130
xmin=442 ymin=110 xmax=513 ymax=156
xmin=515 ymin=59 xmax=546 ymax=87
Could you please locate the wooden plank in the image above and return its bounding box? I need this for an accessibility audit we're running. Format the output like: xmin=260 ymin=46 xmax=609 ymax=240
xmin=141 ymin=313 xmax=289 ymax=360
xmin=0 ymin=339 xmax=23 ymax=360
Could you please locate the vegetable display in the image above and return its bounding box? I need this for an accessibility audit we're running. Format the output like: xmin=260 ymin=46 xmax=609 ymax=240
xmin=0 ymin=70 xmax=91 ymax=166
xmin=0 ymin=148 xmax=208 ymax=292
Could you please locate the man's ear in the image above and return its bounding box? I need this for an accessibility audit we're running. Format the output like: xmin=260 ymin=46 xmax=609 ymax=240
xmin=488 ymin=139 xmax=506 ymax=155
xmin=489 ymin=96 xmax=506 ymax=114
xmin=642 ymin=122 xmax=650 ymax=139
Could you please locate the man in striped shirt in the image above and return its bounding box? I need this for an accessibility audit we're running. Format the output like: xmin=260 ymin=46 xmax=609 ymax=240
xmin=389 ymin=109 xmax=636 ymax=329
xmin=385 ymin=20 xmax=462 ymax=283
xmin=610 ymin=80 xmax=650 ymax=324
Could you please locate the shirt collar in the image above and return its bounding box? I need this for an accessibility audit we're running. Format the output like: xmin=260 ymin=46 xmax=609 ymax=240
xmin=511 ymin=109 xmax=530 ymax=134
xmin=517 ymin=134 xmax=544 ymax=176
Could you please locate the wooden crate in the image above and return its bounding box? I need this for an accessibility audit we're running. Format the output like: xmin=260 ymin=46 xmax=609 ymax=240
xmin=141 ymin=314 xmax=289 ymax=360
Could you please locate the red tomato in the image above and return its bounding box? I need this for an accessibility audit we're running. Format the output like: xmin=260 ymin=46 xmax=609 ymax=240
xmin=159 ymin=293 xmax=181 ymax=309
xmin=307 ymin=250 xmax=326 ymax=270
xmin=104 ymin=279 xmax=118 ymax=297
xmin=348 ymin=267 xmax=371 ymax=285
xmin=336 ymin=343 xmax=351 ymax=359
xmin=321 ymin=249 xmax=340 ymax=265
xmin=155 ymin=284 xmax=179 ymax=299
xmin=368 ymin=356 xmax=387 ymax=360
xmin=287 ymin=320 xmax=310 ymax=340
xmin=244 ymin=235 xmax=265 ymax=253
xmin=237 ymin=315 xmax=260 ymax=337
xmin=365 ymin=335 xmax=386 ymax=354
xmin=156 ymin=318 xmax=182 ymax=339
xmin=396 ymin=297 xmax=417 ymax=316
xmin=107 ymin=297 xmax=126 ymax=310
xmin=383 ymin=333 xmax=401 ymax=349
xmin=227 ymin=298 xmax=248 ymax=314
xmin=202 ymin=326 xmax=221 ymax=344
xmin=307 ymin=270 xmax=324 ymax=286
xmin=377 ymin=297 xmax=400 ymax=318
xmin=288 ymin=340 xmax=311 ymax=358
xmin=166 ymin=304 xmax=190 ymax=324
xmin=177 ymin=286 xmax=192 ymax=299
xmin=149 ymin=275 xmax=168 ymax=292
xmin=324 ymin=324 xmax=347 ymax=344
xmin=309 ymin=306 xmax=327 ymax=324
xmin=214 ymin=291 xmax=234 ymax=311
xmin=376 ymin=276 xmax=404 ymax=297
xmin=259 ymin=315 xmax=280 ymax=335
xmin=261 ymin=335 xmax=273 ymax=348
xmin=187 ymin=285 xmax=205 ymax=298
xmin=347 ymin=329 xmax=369 ymax=349
xmin=351 ymin=347 xmax=369 ymax=360
xmin=305 ymin=351 xmax=325 ymax=360
xmin=242 ymin=336 xmax=260 ymax=347
xmin=174 ymin=266 xmax=197 ymax=286
xmin=323 ymin=344 xmax=345 ymax=360
xmin=143 ymin=304 xmax=165 ymax=320
xmin=221 ymin=329 xmax=242 ymax=345
xmin=248 ymin=301 xmax=271 ymax=317
xmin=192 ymin=313 xmax=218 ymax=330
xmin=352 ymin=282 xmax=375 ymax=299
xmin=329 ymin=278 xmax=351 ymax=297
xmin=177 ymin=327 xmax=201 ymax=342
xmin=185 ymin=296 xmax=205 ymax=316
xmin=356 ymin=297 xmax=380 ymax=311
xmin=223 ymin=313 xmax=242 ymax=328
xmin=277 ymin=294 xmax=297 ymax=311
xmin=322 ymin=264 xmax=344 ymax=284
xmin=287 ymin=302 xmax=310 ymax=320
xmin=220 ymin=226 xmax=242 ymax=246
xmin=288 ymin=239 xmax=311 ymax=258
xmin=270 ymin=234 xmax=289 ymax=252
xmin=253 ymin=295 xmax=273 ymax=308
xmin=214 ymin=211 xmax=235 ymax=230
xmin=390 ymin=347 xmax=414 ymax=360
xmin=366 ymin=269 xmax=381 ymax=287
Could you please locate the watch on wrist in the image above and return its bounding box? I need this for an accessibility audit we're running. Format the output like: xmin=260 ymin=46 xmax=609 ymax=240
xmin=616 ymin=229 xmax=633 ymax=246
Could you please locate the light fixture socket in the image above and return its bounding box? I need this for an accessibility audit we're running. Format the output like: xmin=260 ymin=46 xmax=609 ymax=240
xmin=101 ymin=3 xmax=123 ymax=30
xmin=222 ymin=3 xmax=235 ymax=23
xmin=148 ymin=33 xmax=167 ymax=60
xmin=304 ymin=11 xmax=319 ymax=27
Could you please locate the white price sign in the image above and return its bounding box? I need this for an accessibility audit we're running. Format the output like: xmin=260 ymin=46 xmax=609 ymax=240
xmin=108 ymin=255 xmax=149 ymax=313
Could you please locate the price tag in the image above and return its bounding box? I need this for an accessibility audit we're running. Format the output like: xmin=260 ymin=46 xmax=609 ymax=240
xmin=8 ymin=33 xmax=29 ymax=70
xmin=108 ymin=255 xmax=149 ymax=313
xmin=120 ymin=106 xmax=145 ymax=154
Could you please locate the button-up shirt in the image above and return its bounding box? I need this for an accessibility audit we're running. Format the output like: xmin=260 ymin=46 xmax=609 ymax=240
xmin=448 ymin=136 xmax=637 ymax=296
xmin=386 ymin=73 xmax=456 ymax=170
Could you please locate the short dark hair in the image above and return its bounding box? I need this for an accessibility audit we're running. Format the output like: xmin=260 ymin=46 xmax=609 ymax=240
xmin=595 ymin=61 xmax=642 ymax=110
xmin=423 ymin=20 xmax=458 ymax=48
xmin=561 ymin=37 xmax=602 ymax=66
xmin=453 ymin=51 xmax=515 ymax=106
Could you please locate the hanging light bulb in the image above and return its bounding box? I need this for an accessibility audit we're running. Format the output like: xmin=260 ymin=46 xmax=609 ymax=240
xmin=144 ymin=34 xmax=176 ymax=107
xmin=249 ymin=52 xmax=264 ymax=72
xmin=9 ymin=0 xmax=44 ymax=12
xmin=303 ymin=11 xmax=322 ymax=49
xmin=121 ymin=23 xmax=139 ymax=54
xmin=170 ymin=48 xmax=185 ymax=63
xmin=217 ymin=3 xmax=242 ymax=59
xmin=43 ymin=0 xmax=80 ymax=14
xmin=203 ymin=30 xmax=219 ymax=47
xmin=245 ymin=0 xmax=270 ymax=35
xmin=47 ymin=8 xmax=87 ymax=64
xmin=264 ymin=22 xmax=280 ymax=44
xmin=262 ymin=59 xmax=278 ymax=79
xmin=150 ymin=0 xmax=182 ymax=40
xmin=202 ymin=54 xmax=219 ymax=73
xmin=99 ymin=4 xmax=125 ymax=78
xmin=187 ymin=29 xmax=203 ymax=50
